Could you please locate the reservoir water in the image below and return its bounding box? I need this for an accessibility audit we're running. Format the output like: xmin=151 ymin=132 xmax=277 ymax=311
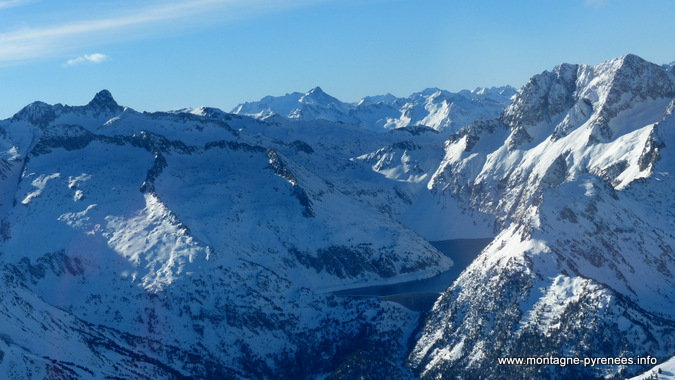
xmin=333 ymin=237 xmax=493 ymax=311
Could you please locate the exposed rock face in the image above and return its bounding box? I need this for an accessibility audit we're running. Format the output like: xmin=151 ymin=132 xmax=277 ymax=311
xmin=410 ymin=55 xmax=675 ymax=379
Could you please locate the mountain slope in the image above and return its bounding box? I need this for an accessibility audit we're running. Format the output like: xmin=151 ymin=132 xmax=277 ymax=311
xmin=409 ymin=54 xmax=675 ymax=379
xmin=0 ymin=91 xmax=457 ymax=378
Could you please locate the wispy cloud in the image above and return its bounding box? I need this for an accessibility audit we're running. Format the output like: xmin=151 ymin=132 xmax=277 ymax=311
xmin=0 ymin=0 xmax=325 ymax=64
xmin=64 ymin=53 xmax=109 ymax=66
xmin=0 ymin=0 xmax=224 ymax=63
xmin=0 ymin=0 xmax=33 ymax=10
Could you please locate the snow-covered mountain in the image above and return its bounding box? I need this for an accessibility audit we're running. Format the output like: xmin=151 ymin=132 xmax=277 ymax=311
xmin=409 ymin=54 xmax=675 ymax=379
xmin=1 ymin=54 xmax=673 ymax=379
xmin=0 ymin=87 xmax=464 ymax=378
xmin=231 ymin=85 xmax=517 ymax=134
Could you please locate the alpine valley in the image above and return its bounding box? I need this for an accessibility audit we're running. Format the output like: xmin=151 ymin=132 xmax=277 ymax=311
xmin=0 ymin=54 xmax=673 ymax=379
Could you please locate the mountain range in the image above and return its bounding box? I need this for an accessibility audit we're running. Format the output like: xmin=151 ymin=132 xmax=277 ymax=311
xmin=0 ymin=54 xmax=673 ymax=379
xmin=230 ymin=85 xmax=517 ymax=134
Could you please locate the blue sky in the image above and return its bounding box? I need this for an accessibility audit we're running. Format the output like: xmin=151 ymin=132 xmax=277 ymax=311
xmin=0 ymin=0 xmax=673 ymax=118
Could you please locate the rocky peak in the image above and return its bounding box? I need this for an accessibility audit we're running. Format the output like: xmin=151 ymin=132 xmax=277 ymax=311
xmin=11 ymin=101 xmax=58 ymax=128
xmin=306 ymin=86 xmax=326 ymax=96
xmin=596 ymin=54 xmax=675 ymax=118
xmin=502 ymin=54 xmax=675 ymax=149
xmin=299 ymin=86 xmax=342 ymax=107
xmin=357 ymin=93 xmax=399 ymax=107
xmin=618 ymin=53 xmax=646 ymax=66
xmin=500 ymin=63 xmax=579 ymax=150
xmin=502 ymin=63 xmax=579 ymax=130
xmin=85 ymin=89 xmax=123 ymax=114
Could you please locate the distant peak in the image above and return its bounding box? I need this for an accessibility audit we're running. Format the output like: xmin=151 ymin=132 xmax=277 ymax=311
xmin=421 ymin=88 xmax=442 ymax=96
xmin=357 ymin=93 xmax=399 ymax=106
xmin=11 ymin=100 xmax=57 ymax=127
xmin=619 ymin=53 xmax=645 ymax=65
xmin=91 ymin=89 xmax=115 ymax=103
xmin=299 ymin=86 xmax=342 ymax=106
xmin=87 ymin=89 xmax=121 ymax=112
xmin=597 ymin=54 xmax=649 ymax=73
xmin=598 ymin=54 xmax=666 ymax=84
xmin=307 ymin=86 xmax=325 ymax=95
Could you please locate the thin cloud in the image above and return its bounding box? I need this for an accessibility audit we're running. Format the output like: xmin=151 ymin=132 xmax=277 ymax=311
xmin=0 ymin=0 xmax=327 ymax=64
xmin=0 ymin=0 xmax=33 ymax=10
xmin=64 ymin=53 xmax=109 ymax=66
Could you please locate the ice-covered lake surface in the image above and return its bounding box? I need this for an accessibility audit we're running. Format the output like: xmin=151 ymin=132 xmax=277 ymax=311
xmin=333 ymin=238 xmax=492 ymax=301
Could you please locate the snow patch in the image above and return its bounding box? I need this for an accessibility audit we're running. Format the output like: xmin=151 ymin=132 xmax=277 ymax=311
xmin=21 ymin=173 xmax=60 ymax=205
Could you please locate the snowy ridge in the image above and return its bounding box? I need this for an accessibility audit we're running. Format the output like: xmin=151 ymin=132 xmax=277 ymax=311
xmin=409 ymin=54 xmax=675 ymax=379
xmin=231 ymin=85 xmax=516 ymax=133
